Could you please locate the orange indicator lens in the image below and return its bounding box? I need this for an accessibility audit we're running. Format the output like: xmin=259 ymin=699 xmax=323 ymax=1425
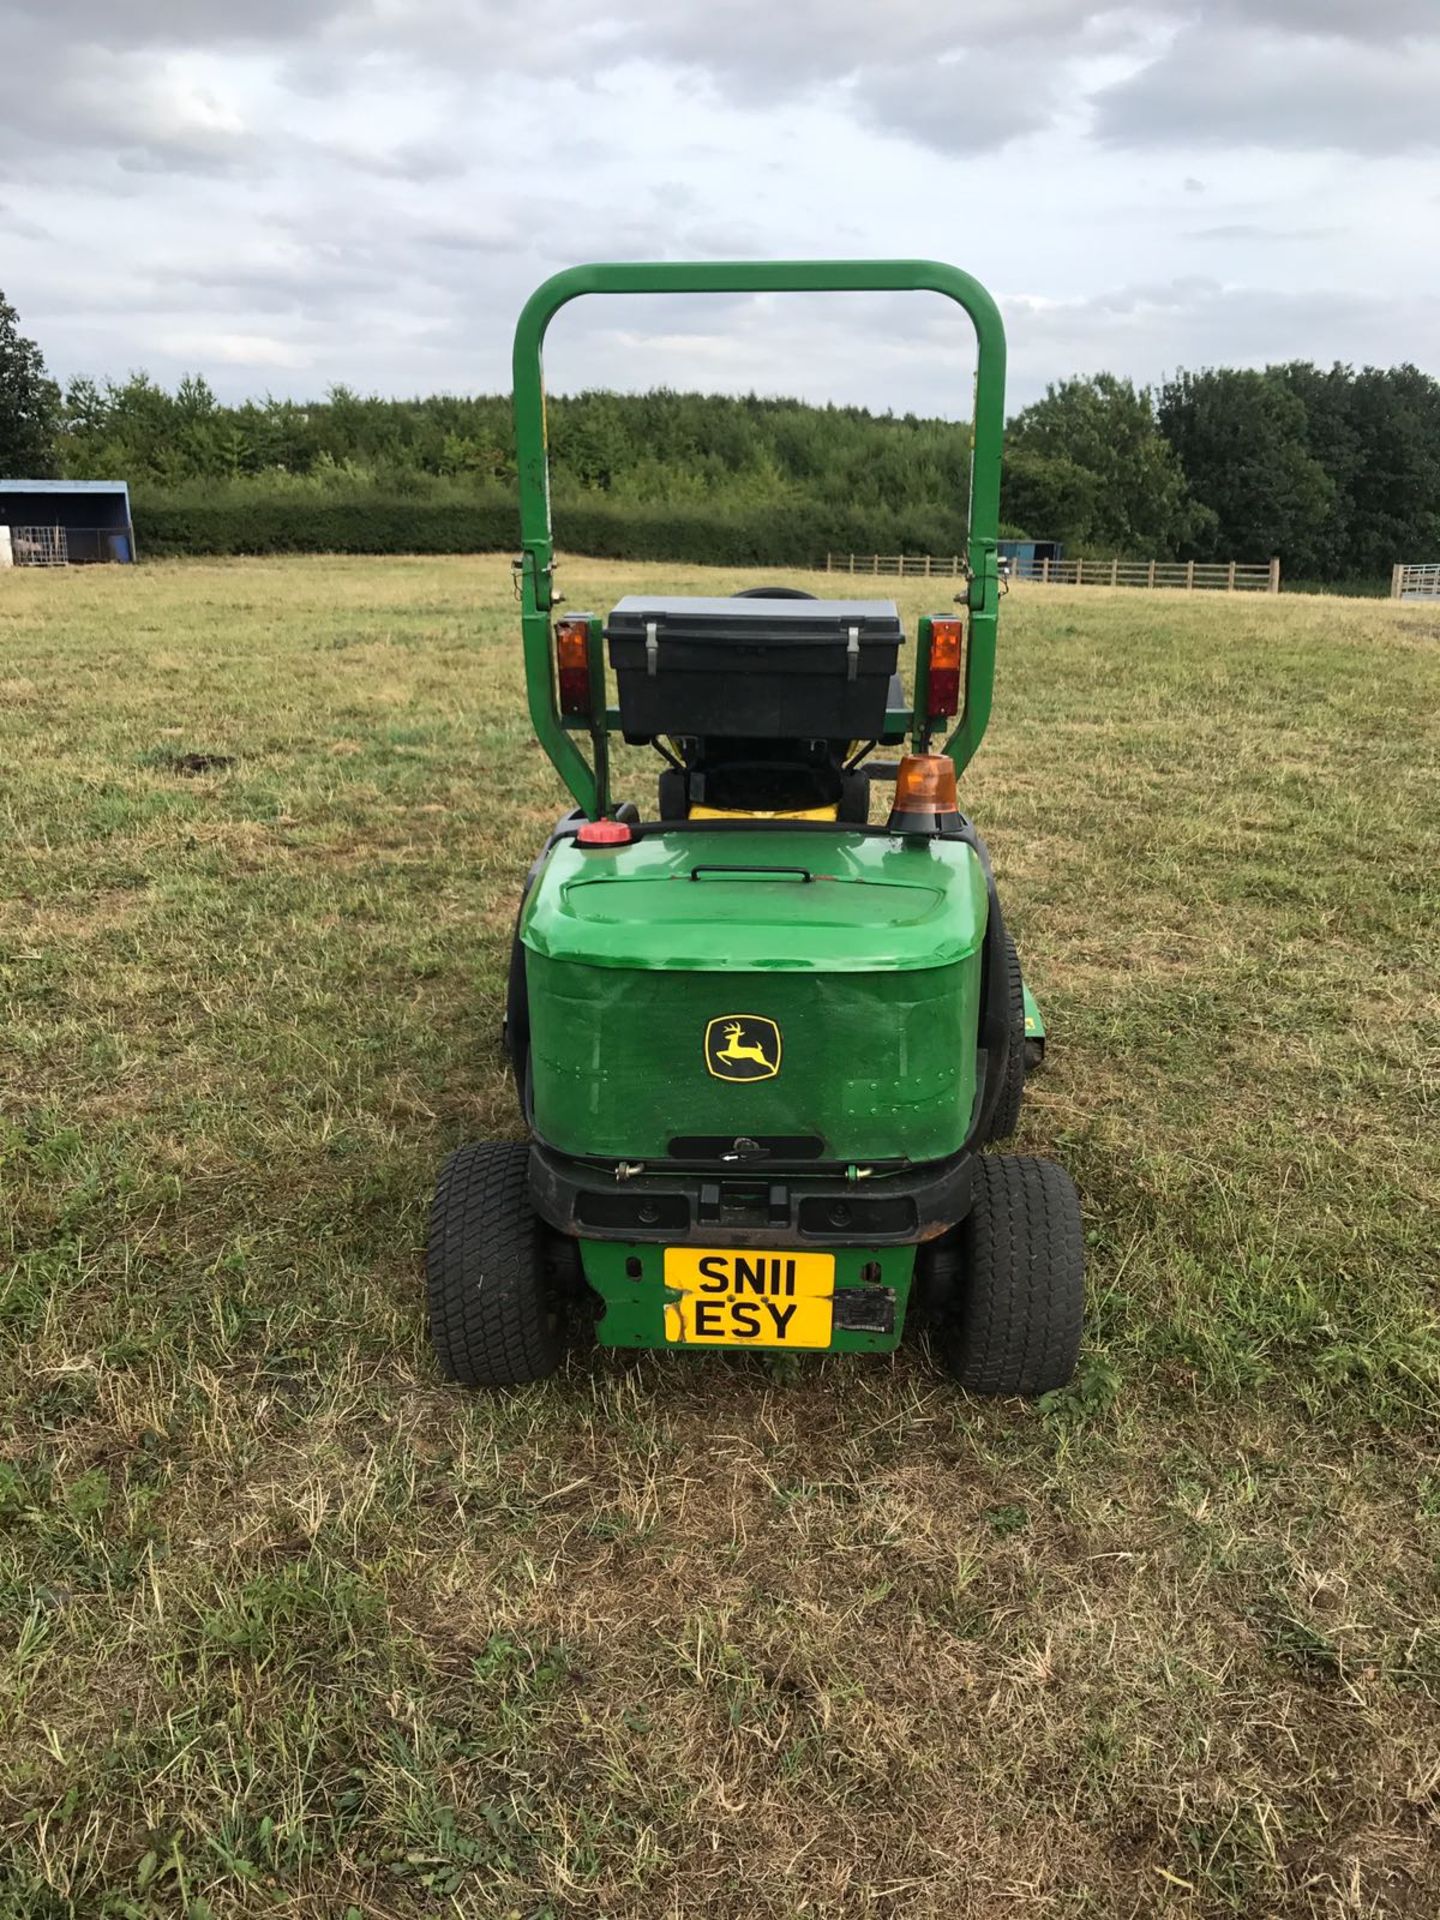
xmin=555 ymin=617 xmax=592 ymax=716
xmin=926 ymin=617 xmax=963 ymax=718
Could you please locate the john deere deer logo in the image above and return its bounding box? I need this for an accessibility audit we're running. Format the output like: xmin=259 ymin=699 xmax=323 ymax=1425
xmin=705 ymin=1015 xmax=782 ymax=1082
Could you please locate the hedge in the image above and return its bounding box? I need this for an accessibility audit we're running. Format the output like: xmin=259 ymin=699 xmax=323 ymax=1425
xmin=134 ymin=494 xmax=519 ymax=559
xmin=132 ymin=489 xmax=971 ymax=568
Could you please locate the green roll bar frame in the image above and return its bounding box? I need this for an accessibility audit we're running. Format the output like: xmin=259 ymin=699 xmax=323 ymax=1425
xmin=512 ymin=260 xmax=1007 ymax=819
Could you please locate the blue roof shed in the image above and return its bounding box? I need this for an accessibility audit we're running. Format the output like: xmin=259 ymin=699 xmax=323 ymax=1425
xmin=0 ymin=479 xmax=136 ymax=564
xmin=997 ymin=537 xmax=1063 ymax=578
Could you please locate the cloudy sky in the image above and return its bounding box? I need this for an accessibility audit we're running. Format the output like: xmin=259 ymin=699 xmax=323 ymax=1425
xmin=2 ymin=0 xmax=1437 ymax=416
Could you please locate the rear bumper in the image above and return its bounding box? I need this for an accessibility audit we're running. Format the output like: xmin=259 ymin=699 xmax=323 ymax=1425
xmin=579 ymin=1236 xmax=918 ymax=1354
xmin=528 ymin=1140 xmax=975 ymax=1249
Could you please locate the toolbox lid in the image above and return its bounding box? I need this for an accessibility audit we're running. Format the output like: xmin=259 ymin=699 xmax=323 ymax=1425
xmin=608 ymin=595 xmax=905 ymax=646
xmin=521 ymin=828 xmax=987 ymax=973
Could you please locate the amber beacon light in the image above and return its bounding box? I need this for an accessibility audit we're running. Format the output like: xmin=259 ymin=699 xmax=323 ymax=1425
xmin=887 ymin=753 xmax=962 ymax=836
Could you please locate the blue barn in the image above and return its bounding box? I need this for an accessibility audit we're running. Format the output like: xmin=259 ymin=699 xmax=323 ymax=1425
xmin=0 ymin=479 xmax=136 ymax=565
xmin=997 ymin=537 xmax=1064 ymax=579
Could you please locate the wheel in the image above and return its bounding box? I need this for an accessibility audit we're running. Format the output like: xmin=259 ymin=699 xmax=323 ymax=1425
xmin=838 ymin=768 xmax=870 ymax=824
xmin=427 ymin=1142 xmax=562 ymax=1386
xmin=730 ymin=586 xmax=816 ymax=599
xmin=941 ymin=1154 xmax=1083 ymax=1396
xmin=504 ymin=820 xmax=584 ymax=1082
xmin=503 ymin=928 xmax=528 ymax=1067
xmin=658 ymin=768 xmax=689 ymax=820
xmin=502 ymin=846 xmax=550 ymax=1070
xmin=986 ymin=933 xmax=1026 ymax=1142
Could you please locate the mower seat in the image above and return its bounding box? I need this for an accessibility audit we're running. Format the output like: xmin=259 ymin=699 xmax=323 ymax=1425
xmin=657 ymin=761 xmax=870 ymax=825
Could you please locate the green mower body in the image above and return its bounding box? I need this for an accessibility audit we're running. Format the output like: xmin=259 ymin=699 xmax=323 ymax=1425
xmin=426 ymin=261 xmax=1084 ymax=1393
xmin=523 ymin=827 xmax=987 ymax=1168
xmin=522 ymin=826 xmax=988 ymax=1356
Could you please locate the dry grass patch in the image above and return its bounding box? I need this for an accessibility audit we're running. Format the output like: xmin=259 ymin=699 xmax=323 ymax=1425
xmin=1 ymin=555 xmax=1437 ymax=1917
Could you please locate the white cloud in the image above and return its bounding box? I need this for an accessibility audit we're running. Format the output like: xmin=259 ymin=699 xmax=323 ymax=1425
xmin=1094 ymin=26 xmax=1440 ymax=153
xmin=155 ymin=331 xmax=315 ymax=370
xmin=0 ymin=1 xmax=1435 ymax=412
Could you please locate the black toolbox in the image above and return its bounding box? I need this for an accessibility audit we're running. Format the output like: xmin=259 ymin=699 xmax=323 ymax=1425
xmin=606 ymin=596 xmax=904 ymax=740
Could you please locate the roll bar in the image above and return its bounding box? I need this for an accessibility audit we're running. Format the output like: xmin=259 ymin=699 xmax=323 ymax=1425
xmin=511 ymin=261 xmax=1007 ymax=816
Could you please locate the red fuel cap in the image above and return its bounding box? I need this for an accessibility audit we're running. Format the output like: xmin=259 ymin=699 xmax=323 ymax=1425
xmin=575 ymin=818 xmax=634 ymax=846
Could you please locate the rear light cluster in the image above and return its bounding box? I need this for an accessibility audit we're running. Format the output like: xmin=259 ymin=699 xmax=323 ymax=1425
xmin=554 ymin=616 xmax=593 ymax=717
xmin=926 ymin=617 xmax=963 ymax=719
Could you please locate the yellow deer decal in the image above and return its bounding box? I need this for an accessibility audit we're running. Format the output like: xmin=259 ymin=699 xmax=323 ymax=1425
xmin=716 ymin=1021 xmax=773 ymax=1069
xmin=705 ymin=1015 xmax=782 ymax=1080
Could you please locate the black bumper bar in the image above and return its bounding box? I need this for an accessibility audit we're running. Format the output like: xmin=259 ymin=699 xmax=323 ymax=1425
xmin=529 ymin=1141 xmax=976 ymax=1250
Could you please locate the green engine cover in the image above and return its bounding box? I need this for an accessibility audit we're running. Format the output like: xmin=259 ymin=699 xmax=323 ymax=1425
xmin=521 ymin=830 xmax=988 ymax=1166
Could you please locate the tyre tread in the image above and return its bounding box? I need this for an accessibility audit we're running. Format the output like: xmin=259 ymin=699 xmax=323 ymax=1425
xmin=427 ymin=1142 xmax=560 ymax=1387
xmin=946 ymin=1154 xmax=1084 ymax=1396
xmin=987 ymin=933 xmax=1026 ymax=1142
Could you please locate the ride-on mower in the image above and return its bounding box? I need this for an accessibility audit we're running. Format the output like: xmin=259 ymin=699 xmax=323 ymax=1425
xmin=427 ymin=260 xmax=1083 ymax=1394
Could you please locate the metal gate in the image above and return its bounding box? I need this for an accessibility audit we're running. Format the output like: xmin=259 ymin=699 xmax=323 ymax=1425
xmin=1392 ymin=563 xmax=1440 ymax=601
xmin=11 ymin=525 xmax=69 ymax=567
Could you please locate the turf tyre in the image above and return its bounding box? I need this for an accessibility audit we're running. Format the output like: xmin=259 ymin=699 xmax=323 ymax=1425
xmin=838 ymin=768 xmax=870 ymax=824
xmin=986 ymin=933 xmax=1026 ymax=1142
xmin=658 ymin=768 xmax=689 ymax=820
xmin=943 ymin=1154 xmax=1083 ymax=1396
xmin=503 ymin=929 xmax=529 ymax=1066
xmin=427 ymin=1142 xmax=561 ymax=1386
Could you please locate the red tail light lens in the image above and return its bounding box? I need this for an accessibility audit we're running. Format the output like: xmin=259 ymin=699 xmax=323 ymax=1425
xmin=555 ymin=617 xmax=592 ymax=717
xmin=926 ymin=617 xmax=963 ymax=719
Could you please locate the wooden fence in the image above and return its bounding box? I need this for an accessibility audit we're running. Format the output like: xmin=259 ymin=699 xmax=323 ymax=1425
xmin=825 ymin=552 xmax=966 ymax=578
xmin=825 ymin=553 xmax=1282 ymax=593
xmin=1391 ymin=562 xmax=1440 ymax=601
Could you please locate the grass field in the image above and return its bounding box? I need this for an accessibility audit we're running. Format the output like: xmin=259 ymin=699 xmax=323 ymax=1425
xmin=2 ymin=555 xmax=1437 ymax=1919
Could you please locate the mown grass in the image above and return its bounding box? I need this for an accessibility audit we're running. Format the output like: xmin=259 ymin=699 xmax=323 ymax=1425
xmin=1 ymin=554 xmax=1437 ymax=1919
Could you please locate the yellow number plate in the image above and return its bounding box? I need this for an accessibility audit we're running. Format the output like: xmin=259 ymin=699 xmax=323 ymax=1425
xmin=662 ymin=1247 xmax=835 ymax=1348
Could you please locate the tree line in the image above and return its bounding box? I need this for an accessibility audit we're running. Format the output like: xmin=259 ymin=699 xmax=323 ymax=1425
xmin=3 ymin=288 xmax=1437 ymax=582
